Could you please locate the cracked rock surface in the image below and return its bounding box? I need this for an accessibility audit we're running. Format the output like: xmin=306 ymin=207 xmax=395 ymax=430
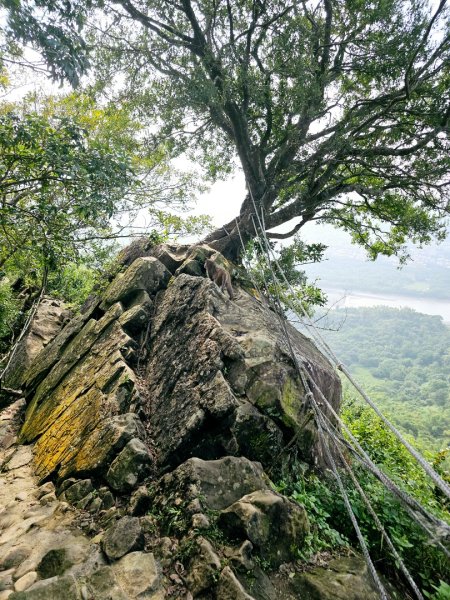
xmin=0 ymin=243 xmax=381 ymax=600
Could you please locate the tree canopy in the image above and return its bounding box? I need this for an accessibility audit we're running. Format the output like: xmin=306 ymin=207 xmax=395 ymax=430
xmin=1 ymin=0 xmax=450 ymax=260
xmin=0 ymin=108 xmax=132 ymax=270
xmin=0 ymin=85 xmax=208 ymax=285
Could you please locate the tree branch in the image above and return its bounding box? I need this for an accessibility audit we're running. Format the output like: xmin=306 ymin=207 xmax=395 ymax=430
xmin=319 ymin=0 xmax=333 ymax=75
xmin=404 ymin=0 xmax=448 ymax=97
xmin=113 ymin=0 xmax=194 ymax=48
xmin=266 ymin=217 xmax=308 ymax=239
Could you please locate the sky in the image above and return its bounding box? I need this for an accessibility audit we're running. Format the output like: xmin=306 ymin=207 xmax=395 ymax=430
xmin=191 ymin=173 xmax=245 ymax=227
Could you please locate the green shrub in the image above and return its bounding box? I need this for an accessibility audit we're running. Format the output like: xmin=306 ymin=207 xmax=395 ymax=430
xmin=276 ymin=473 xmax=349 ymax=560
xmin=48 ymin=263 xmax=99 ymax=306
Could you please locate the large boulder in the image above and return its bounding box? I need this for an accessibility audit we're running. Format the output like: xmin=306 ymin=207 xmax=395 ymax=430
xmin=60 ymin=479 xmax=93 ymax=505
xmin=111 ymin=552 xmax=162 ymax=599
xmin=106 ymin=438 xmax=152 ymax=492
xmin=152 ymin=456 xmax=269 ymax=513
xmin=149 ymin=243 xmax=191 ymax=273
xmin=101 ymin=517 xmax=145 ymax=560
xmin=218 ymin=489 xmax=309 ymax=566
xmin=289 ymin=556 xmax=380 ymax=600
xmin=101 ymin=256 xmax=170 ymax=309
xmin=145 ymin=270 xmax=341 ymax=472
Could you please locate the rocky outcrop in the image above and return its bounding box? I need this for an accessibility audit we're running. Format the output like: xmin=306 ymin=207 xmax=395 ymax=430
xmin=17 ymin=257 xmax=169 ymax=480
xmin=145 ymin=256 xmax=340 ymax=472
xmin=15 ymin=244 xmax=340 ymax=486
xmin=1 ymin=297 xmax=70 ymax=393
xmin=106 ymin=438 xmax=152 ymax=492
xmin=101 ymin=517 xmax=145 ymax=560
xmin=151 ymin=456 xmax=271 ymax=511
xmin=0 ymin=242 xmax=382 ymax=600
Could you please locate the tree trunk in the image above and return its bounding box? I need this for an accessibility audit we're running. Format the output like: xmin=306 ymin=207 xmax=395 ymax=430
xmin=203 ymin=212 xmax=256 ymax=262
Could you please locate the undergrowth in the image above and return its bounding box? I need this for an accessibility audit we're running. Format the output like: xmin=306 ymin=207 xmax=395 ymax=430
xmin=276 ymin=397 xmax=450 ymax=599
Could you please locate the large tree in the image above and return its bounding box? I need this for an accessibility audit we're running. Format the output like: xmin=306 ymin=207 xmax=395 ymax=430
xmin=2 ymin=0 xmax=449 ymax=259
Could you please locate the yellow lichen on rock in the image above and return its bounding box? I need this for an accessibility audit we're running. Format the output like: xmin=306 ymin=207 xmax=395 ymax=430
xmin=33 ymin=385 xmax=104 ymax=479
xmin=20 ymin=315 xmax=138 ymax=480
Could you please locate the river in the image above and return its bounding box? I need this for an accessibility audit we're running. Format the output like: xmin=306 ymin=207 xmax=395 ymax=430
xmin=324 ymin=288 xmax=450 ymax=323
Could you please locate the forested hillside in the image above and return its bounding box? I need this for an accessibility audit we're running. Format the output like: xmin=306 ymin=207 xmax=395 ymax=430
xmin=322 ymin=306 xmax=450 ymax=454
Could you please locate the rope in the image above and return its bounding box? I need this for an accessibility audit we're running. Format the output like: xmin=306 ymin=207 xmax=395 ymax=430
xmin=236 ymin=205 xmax=449 ymax=541
xmin=322 ymin=416 xmax=425 ymax=600
xmin=313 ymin=403 xmax=389 ymax=600
xmin=306 ymin=374 xmax=450 ymax=553
xmin=313 ymin=384 xmax=449 ymax=573
xmin=233 ymin=199 xmax=449 ymax=600
xmin=237 ymin=212 xmax=389 ymax=598
xmin=245 ymin=190 xmax=450 ymax=501
xmin=338 ymin=363 xmax=450 ymax=500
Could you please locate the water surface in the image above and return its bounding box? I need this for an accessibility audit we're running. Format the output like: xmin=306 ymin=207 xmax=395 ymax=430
xmin=324 ymin=288 xmax=450 ymax=323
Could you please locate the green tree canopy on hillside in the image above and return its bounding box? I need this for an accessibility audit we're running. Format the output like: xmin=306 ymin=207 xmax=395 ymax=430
xmin=2 ymin=0 xmax=449 ymax=260
xmin=323 ymin=306 xmax=450 ymax=452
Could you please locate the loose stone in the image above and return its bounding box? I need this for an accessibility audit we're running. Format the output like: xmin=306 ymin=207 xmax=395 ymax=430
xmin=101 ymin=517 xmax=144 ymax=561
xmin=13 ymin=572 xmax=38 ymax=593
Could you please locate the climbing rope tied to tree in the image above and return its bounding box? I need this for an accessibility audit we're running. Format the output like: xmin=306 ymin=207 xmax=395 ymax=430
xmin=235 ymin=196 xmax=450 ymax=599
xmin=247 ymin=184 xmax=450 ymax=496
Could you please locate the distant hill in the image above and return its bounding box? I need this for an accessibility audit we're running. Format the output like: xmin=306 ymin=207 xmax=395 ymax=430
xmin=301 ymin=224 xmax=450 ymax=300
xmin=309 ymin=306 xmax=450 ymax=454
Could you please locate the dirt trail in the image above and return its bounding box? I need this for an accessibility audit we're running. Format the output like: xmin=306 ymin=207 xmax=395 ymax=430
xmin=0 ymin=400 xmax=99 ymax=599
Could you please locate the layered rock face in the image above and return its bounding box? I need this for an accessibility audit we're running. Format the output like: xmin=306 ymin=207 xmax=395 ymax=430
xmin=145 ymin=259 xmax=341 ymax=473
xmin=1 ymin=297 xmax=70 ymax=394
xmin=0 ymin=244 xmax=379 ymax=599
xmin=18 ymin=256 xmax=170 ymax=480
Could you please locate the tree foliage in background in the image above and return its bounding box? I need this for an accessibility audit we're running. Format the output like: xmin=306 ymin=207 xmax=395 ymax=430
xmin=0 ymin=77 xmax=210 ymax=350
xmin=2 ymin=0 xmax=448 ymax=260
xmin=0 ymin=83 xmax=210 ymax=313
xmin=0 ymin=278 xmax=19 ymax=347
xmin=322 ymin=306 xmax=450 ymax=454
xmin=0 ymin=109 xmax=131 ymax=269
